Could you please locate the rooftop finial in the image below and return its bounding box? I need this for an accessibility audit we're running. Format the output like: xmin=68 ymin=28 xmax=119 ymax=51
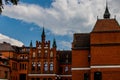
xmin=30 ymin=40 xmax=33 ymax=48
xmin=41 ymin=27 xmax=46 ymax=42
xmin=103 ymin=0 xmax=110 ymax=19
xmin=52 ymin=38 xmax=57 ymax=48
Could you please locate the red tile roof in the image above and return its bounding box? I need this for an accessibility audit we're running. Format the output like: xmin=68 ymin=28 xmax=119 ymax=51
xmin=92 ymin=19 xmax=120 ymax=32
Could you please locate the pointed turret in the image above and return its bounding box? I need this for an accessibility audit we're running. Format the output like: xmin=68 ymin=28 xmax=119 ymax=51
xmin=41 ymin=27 xmax=46 ymax=42
xmin=52 ymin=38 xmax=57 ymax=48
xmin=103 ymin=1 xmax=111 ymax=19
xmin=30 ymin=40 xmax=33 ymax=48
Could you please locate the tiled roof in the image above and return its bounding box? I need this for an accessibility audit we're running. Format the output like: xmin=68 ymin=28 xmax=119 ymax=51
xmin=92 ymin=19 xmax=120 ymax=32
xmin=72 ymin=33 xmax=90 ymax=49
xmin=0 ymin=42 xmax=15 ymax=51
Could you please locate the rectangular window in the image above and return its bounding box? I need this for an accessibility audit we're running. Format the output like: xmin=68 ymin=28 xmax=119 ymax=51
xmin=94 ymin=71 xmax=102 ymax=80
xmin=84 ymin=73 xmax=89 ymax=80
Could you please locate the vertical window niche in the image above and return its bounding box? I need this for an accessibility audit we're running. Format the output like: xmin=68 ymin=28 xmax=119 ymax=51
xmin=32 ymin=62 xmax=36 ymax=71
xmin=37 ymin=62 xmax=41 ymax=71
xmin=44 ymin=50 xmax=48 ymax=57
xmin=32 ymin=52 xmax=36 ymax=58
xmin=50 ymin=62 xmax=54 ymax=72
xmin=44 ymin=62 xmax=48 ymax=73
xmin=38 ymin=50 xmax=41 ymax=57
xmin=50 ymin=51 xmax=53 ymax=58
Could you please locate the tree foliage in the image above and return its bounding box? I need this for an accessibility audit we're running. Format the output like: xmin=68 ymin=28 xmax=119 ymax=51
xmin=0 ymin=0 xmax=19 ymax=14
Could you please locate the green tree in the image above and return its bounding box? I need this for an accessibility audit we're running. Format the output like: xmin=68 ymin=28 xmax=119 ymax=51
xmin=0 ymin=0 xmax=19 ymax=14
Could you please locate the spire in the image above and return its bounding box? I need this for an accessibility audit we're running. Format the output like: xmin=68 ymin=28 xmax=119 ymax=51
xmin=30 ymin=40 xmax=33 ymax=48
xmin=41 ymin=27 xmax=46 ymax=42
xmin=52 ymin=38 xmax=57 ymax=48
xmin=103 ymin=1 xmax=111 ymax=19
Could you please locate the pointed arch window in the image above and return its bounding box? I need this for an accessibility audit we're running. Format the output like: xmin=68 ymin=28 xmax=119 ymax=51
xmin=44 ymin=62 xmax=48 ymax=71
xmin=32 ymin=52 xmax=36 ymax=58
xmin=45 ymin=50 xmax=48 ymax=57
xmin=50 ymin=51 xmax=53 ymax=58
xmin=38 ymin=50 xmax=41 ymax=57
xmin=37 ymin=62 xmax=41 ymax=71
xmin=32 ymin=62 xmax=35 ymax=71
xmin=50 ymin=62 xmax=53 ymax=71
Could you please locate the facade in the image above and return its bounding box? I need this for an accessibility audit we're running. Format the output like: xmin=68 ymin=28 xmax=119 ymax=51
xmin=0 ymin=28 xmax=72 ymax=80
xmin=72 ymin=4 xmax=120 ymax=80
xmin=0 ymin=53 xmax=10 ymax=80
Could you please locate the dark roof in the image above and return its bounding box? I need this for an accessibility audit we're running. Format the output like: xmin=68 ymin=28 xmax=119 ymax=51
xmin=57 ymin=50 xmax=72 ymax=64
xmin=0 ymin=42 xmax=15 ymax=51
xmin=92 ymin=19 xmax=120 ymax=32
xmin=72 ymin=33 xmax=90 ymax=49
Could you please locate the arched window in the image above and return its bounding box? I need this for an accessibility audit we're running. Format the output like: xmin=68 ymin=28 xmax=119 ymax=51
xmin=50 ymin=51 xmax=53 ymax=58
xmin=50 ymin=62 xmax=53 ymax=71
xmin=32 ymin=52 xmax=35 ymax=58
xmin=37 ymin=62 xmax=41 ymax=71
xmin=32 ymin=62 xmax=35 ymax=71
xmin=44 ymin=62 xmax=48 ymax=71
xmin=45 ymin=50 xmax=48 ymax=57
xmin=38 ymin=50 xmax=41 ymax=57
xmin=20 ymin=55 xmax=23 ymax=59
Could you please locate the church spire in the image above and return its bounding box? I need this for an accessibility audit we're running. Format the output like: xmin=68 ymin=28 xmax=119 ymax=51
xmin=52 ymin=38 xmax=57 ymax=48
xmin=41 ymin=27 xmax=46 ymax=42
xmin=103 ymin=1 xmax=111 ymax=19
xmin=30 ymin=40 xmax=33 ymax=48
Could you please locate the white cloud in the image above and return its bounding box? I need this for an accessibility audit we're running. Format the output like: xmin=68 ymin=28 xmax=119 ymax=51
xmin=1 ymin=0 xmax=120 ymax=49
xmin=59 ymin=41 xmax=71 ymax=50
xmin=0 ymin=33 xmax=24 ymax=47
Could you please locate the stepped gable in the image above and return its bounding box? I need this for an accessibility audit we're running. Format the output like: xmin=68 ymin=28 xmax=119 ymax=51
xmin=92 ymin=19 xmax=120 ymax=32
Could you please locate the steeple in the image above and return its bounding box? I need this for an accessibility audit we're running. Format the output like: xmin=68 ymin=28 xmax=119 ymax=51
xmin=41 ymin=27 xmax=46 ymax=42
xmin=103 ymin=1 xmax=111 ymax=19
xmin=52 ymin=38 xmax=57 ymax=48
xmin=30 ymin=40 xmax=33 ymax=48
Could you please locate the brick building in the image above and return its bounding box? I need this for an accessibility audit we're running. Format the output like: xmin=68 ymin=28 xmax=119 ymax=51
xmin=72 ymin=4 xmax=120 ymax=80
xmin=0 ymin=3 xmax=120 ymax=80
xmin=0 ymin=53 xmax=10 ymax=80
xmin=0 ymin=28 xmax=72 ymax=80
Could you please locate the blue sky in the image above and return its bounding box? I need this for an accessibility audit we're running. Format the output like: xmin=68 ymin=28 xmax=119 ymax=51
xmin=0 ymin=0 xmax=120 ymax=50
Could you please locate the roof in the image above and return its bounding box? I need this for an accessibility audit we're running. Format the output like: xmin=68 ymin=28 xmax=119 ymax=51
xmin=92 ymin=19 xmax=120 ymax=32
xmin=0 ymin=42 xmax=15 ymax=51
xmin=72 ymin=33 xmax=90 ymax=49
xmin=57 ymin=50 xmax=72 ymax=64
